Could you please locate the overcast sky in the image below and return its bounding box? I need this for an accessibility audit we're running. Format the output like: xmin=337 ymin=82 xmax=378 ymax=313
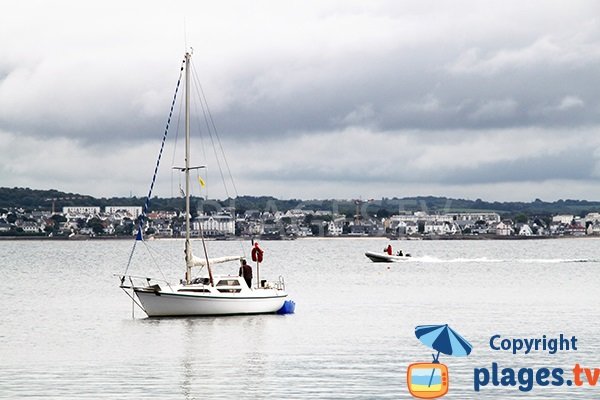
xmin=2 ymin=1 xmax=600 ymax=202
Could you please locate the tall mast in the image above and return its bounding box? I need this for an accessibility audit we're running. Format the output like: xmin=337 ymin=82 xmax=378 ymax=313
xmin=184 ymin=51 xmax=192 ymax=283
xmin=183 ymin=51 xmax=214 ymax=286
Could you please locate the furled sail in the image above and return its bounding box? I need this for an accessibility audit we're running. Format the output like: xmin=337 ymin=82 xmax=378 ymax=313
xmin=191 ymin=254 xmax=243 ymax=267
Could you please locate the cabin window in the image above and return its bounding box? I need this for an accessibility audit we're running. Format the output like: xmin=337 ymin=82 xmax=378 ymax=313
xmin=217 ymin=288 xmax=242 ymax=293
xmin=178 ymin=288 xmax=210 ymax=293
xmin=216 ymin=279 xmax=240 ymax=286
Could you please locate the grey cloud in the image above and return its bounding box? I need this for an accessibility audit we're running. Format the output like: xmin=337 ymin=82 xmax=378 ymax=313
xmin=3 ymin=3 xmax=600 ymax=143
xmin=435 ymin=154 xmax=598 ymax=185
xmin=2 ymin=1 xmax=600 ymax=201
xmin=251 ymin=152 xmax=599 ymax=186
xmin=236 ymin=130 xmax=600 ymax=188
xmin=213 ymin=48 xmax=600 ymax=138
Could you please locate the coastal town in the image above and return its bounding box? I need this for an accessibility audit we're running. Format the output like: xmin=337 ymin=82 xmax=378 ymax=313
xmin=2 ymin=204 xmax=600 ymax=239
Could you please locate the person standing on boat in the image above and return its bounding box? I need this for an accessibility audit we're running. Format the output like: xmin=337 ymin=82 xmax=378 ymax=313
xmin=239 ymin=259 xmax=253 ymax=289
xmin=385 ymin=245 xmax=393 ymax=255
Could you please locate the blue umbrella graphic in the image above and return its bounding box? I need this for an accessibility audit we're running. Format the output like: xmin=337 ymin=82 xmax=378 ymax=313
xmin=415 ymin=324 xmax=473 ymax=387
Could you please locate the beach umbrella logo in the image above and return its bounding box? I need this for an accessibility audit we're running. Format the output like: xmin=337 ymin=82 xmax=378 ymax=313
xmin=407 ymin=324 xmax=473 ymax=399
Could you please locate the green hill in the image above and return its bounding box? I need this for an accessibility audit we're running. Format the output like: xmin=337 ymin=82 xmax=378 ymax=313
xmin=1 ymin=187 xmax=600 ymax=218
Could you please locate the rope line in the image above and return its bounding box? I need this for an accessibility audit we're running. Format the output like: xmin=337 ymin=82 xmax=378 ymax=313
xmin=190 ymin=67 xmax=230 ymax=199
xmin=190 ymin=59 xmax=245 ymax=257
xmin=135 ymin=57 xmax=185 ymax=240
xmin=121 ymin=239 xmax=138 ymax=283
xmin=123 ymin=57 xmax=185 ymax=278
xmin=141 ymin=240 xmax=169 ymax=283
xmin=200 ymin=81 xmax=239 ymax=197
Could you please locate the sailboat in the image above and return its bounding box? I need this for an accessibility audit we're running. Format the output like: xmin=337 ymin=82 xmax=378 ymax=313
xmin=118 ymin=51 xmax=289 ymax=317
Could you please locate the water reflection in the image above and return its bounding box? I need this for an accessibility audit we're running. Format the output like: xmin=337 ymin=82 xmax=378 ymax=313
xmin=1 ymin=238 xmax=600 ymax=399
xmin=168 ymin=316 xmax=274 ymax=399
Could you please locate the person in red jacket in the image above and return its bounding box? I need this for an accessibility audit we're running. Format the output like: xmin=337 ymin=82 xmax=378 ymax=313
xmin=385 ymin=245 xmax=392 ymax=255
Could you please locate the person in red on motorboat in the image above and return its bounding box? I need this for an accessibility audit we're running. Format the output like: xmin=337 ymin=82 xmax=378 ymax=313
xmin=384 ymin=244 xmax=393 ymax=255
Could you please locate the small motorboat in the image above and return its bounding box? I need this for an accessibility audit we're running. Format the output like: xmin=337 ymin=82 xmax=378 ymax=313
xmin=365 ymin=250 xmax=412 ymax=262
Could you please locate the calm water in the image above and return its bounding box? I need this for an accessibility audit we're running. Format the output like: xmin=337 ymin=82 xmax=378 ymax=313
xmin=1 ymin=238 xmax=599 ymax=399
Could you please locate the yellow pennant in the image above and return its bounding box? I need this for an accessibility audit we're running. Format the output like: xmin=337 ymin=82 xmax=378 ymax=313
xmin=198 ymin=176 xmax=206 ymax=188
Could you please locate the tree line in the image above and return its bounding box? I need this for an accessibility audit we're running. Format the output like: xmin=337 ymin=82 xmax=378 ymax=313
xmin=2 ymin=187 xmax=600 ymax=218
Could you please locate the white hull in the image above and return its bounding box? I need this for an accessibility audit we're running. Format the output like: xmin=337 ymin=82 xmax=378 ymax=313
xmin=135 ymin=286 xmax=287 ymax=317
xmin=365 ymin=251 xmax=411 ymax=263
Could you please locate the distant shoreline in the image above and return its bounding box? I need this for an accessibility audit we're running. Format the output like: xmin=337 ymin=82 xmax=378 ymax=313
xmin=0 ymin=234 xmax=597 ymax=241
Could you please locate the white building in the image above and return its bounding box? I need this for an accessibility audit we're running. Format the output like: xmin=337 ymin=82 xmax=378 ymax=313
xmin=21 ymin=222 xmax=40 ymax=233
xmin=405 ymin=221 xmax=419 ymax=235
xmin=495 ymin=221 xmax=514 ymax=236
xmin=297 ymin=226 xmax=312 ymax=237
xmin=327 ymin=220 xmax=344 ymax=236
xmin=552 ymin=214 xmax=574 ymax=224
xmin=191 ymin=214 xmax=235 ymax=236
xmin=389 ymin=213 xmax=453 ymax=224
xmin=585 ymin=213 xmax=600 ymax=223
xmin=104 ymin=206 xmax=142 ymax=218
xmin=285 ymin=209 xmax=312 ymax=218
xmin=518 ymin=224 xmax=533 ymax=236
xmin=424 ymin=221 xmax=460 ymax=235
xmin=63 ymin=206 xmax=101 ymax=215
xmin=587 ymin=221 xmax=600 ymax=235
xmin=446 ymin=212 xmax=501 ymax=223
xmin=148 ymin=211 xmax=178 ymax=220
xmin=424 ymin=221 xmax=446 ymax=235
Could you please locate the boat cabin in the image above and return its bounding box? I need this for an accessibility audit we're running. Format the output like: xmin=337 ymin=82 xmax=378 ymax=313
xmin=177 ymin=276 xmax=248 ymax=294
